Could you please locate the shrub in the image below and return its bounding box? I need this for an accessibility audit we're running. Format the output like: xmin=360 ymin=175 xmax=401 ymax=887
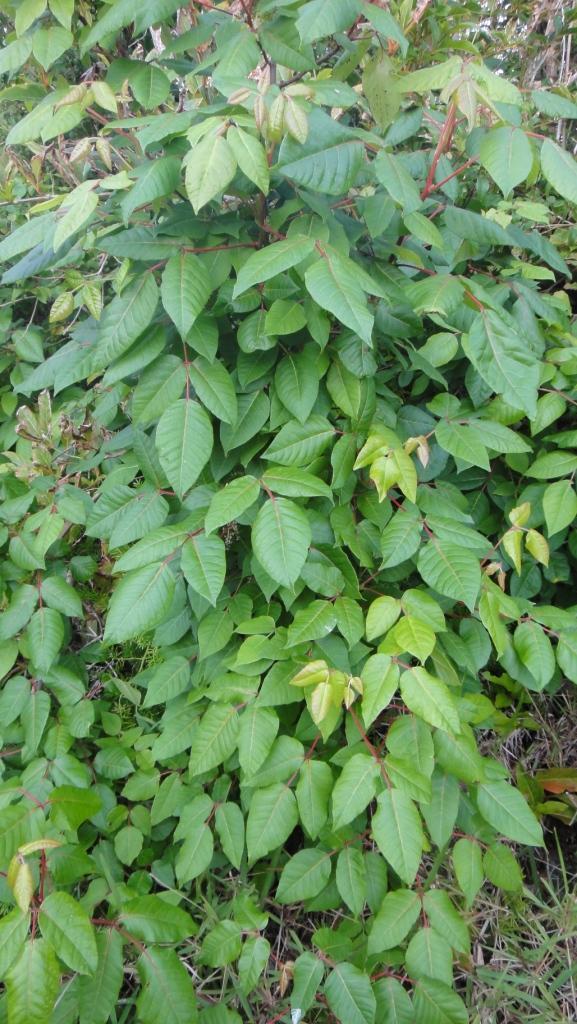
xmin=0 ymin=2 xmax=576 ymax=1022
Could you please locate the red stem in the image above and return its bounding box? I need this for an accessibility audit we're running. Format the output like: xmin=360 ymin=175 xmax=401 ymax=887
xmin=421 ymin=101 xmax=458 ymax=200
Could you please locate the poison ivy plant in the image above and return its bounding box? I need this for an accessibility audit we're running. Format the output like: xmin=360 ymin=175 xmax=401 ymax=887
xmin=0 ymin=1 xmax=576 ymax=1022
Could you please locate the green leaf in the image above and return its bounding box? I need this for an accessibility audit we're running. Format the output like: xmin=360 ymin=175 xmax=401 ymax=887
xmin=543 ymin=479 xmax=577 ymax=536
xmin=104 ymin=562 xmax=175 ymax=644
xmin=400 ymin=668 xmax=461 ymax=735
xmin=130 ymin=63 xmax=171 ymax=109
xmin=0 ymin=35 xmax=33 ymax=75
xmin=41 ymin=575 xmax=83 ymax=618
xmin=477 ymin=781 xmax=543 ymax=845
xmin=200 ymin=920 xmax=242 ymax=968
xmin=262 ymin=466 xmax=332 ymax=499
xmin=469 ymin=419 xmax=531 ymax=454
xmin=39 ymin=892 xmax=97 ymax=975
xmin=175 ymin=824 xmax=213 ymax=884
xmin=262 ymin=415 xmax=334 ymax=466
xmin=287 ymin=600 xmax=337 ymax=646
xmin=252 ymin=497 xmax=311 ymax=587
xmin=380 ymin=504 xmax=422 ymax=568
xmin=364 ymin=598 xmax=401 ymax=634
xmin=374 ymin=151 xmax=422 ymax=214
xmin=221 ymin=391 xmax=270 ymax=452
xmin=462 ymin=310 xmax=539 ymax=419
xmin=16 ymin=0 xmax=46 ymax=37
xmin=305 ymin=248 xmax=374 ymax=345
xmin=297 ymin=0 xmax=361 ymax=42
xmin=189 ymin=703 xmax=240 ymax=776
xmin=53 ymin=183 xmax=99 ymax=250
xmin=452 ymin=837 xmax=484 ymax=909
xmin=136 ymin=947 xmax=198 ymax=1024
xmin=21 ymin=689 xmax=50 ymax=756
xmin=49 ymin=786 xmax=101 ymax=830
xmin=32 ymin=25 xmax=72 ymax=70
xmin=374 ymin=978 xmax=413 ymax=1024
xmin=417 ymin=540 xmax=481 ymax=612
xmin=420 ymin=771 xmax=459 ymax=847
xmin=5 ymin=939 xmax=60 ymax=1024
xmin=205 ymin=476 xmax=261 ymax=534
xmin=483 ymin=843 xmax=523 ymax=891
xmin=435 ymin=420 xmax=489 ymax=470
xmin=78 ymin=929 xmax=124 ymax=1024
xmin=368 ymin=889 xmax=420 ymax=954
xmin=0 ymin=909 xmax=29 ymax=976
xmin=291 ymin=952 xmax=325 ymax=1017
xmin=405 ymin=927 xmax=453 ymax=986
xmin=324 ymin=962 xmax=376 ymax=1024
xmin=422 ymin=890 xmax=470 ymax=954
xmin=227 ymin=126 xmax=269 ymax=195
xmin=239 ymin=707 xmax=279 ymax=775
xmin=413 ymin=978 xmax=467 ymax=1024
xmin=119 ymin=896 xmax=195 ymax=943
xmin=215 ymin=802 xmax=245 ymax=869
xmin=142 ymin=656 xmax=191 ymax=707
xmin=361 ymin=655 xmax=399 ymax=728
xmin=155 ymin=399 xmax=213 ymax=497
xmin=275 ymin=347 xmax=320 ymax=424
xmin=121 ymin=156 xmax=181 ymax=222
xmin=332 ymin=753 xmax=380 ymax=830
xmin=233 ymin=236 xmax=315 ymax=298
xmin=81 ymin=0 xmax=178 ymax=51
xmin=198 ymin=609 xmax=234 ymax=660
xmin=25 ymin=607 xmax=64 ymax=675
xmin=541 ymin=138 xmax=577 ymax=203
xmin=363 ymin=54 xmax=402 ymax=130
xmin=132 ymin=357 xmax=187 ymax=425
xmin=390 ymin=616 xmax=436 ymax=662
xmin=278 ymin=110 xmax=364 ymax=195
xmin=334 ymin=596 xmax=364 ymax=647
xmin=336 ymin=847 xmax=366 ymax=916
xmin=479 ymin=127 xmax=533 ymax=196
xmin=96 ymin=275 xmax=159 ymax=365
xmin=526 ymin=450 xmax=577 ymax=479
xmin=513 ymin=621 xmax=555 ymax=690
xmin=238 ymin=935 xmax=270 ymax=995
xmin=246 ymin=783 xmax=298 ymax=862
xmin=160 ymin=253 xmax=211 ymax=338
xmin=407 ymin=275 xmax=464 ymax=317
xmin=185 ymin=134 xmax=237 ymax=213
xmin=277 ymin=847 xmax=332 ymax=902
xmin=372 ymin=789 xmax=424 ymax=885
xmin=115 ymin=515 xmax=203 ymax=571
xmin=296 ymin=759 xmax=333 ymax=839
xmin=182 ymin=533 xmax=226 ymax=606
xmin=532 ymin=89 xmax=577 ymax=119
xmin=188 ymin=356 xmax=237 ymax=425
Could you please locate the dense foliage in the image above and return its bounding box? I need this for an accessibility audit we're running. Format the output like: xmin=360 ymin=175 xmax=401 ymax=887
xmin=1 ymin=1 xmax=577 ymax=1022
